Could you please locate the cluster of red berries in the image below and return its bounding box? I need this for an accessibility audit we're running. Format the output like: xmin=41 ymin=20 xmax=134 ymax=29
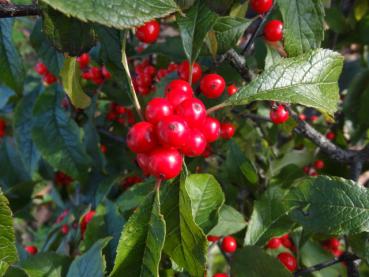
xmin=80 ymin=210 xmax=95 ymax=239
xmin=270 ymin=105 xmax=289 ymax=124
xmin=34 ymin=62 xmax=57 ymax=85
xmin=106 ymin=103 xmax=135 ymax=125
xmin=266 ymin=234 xmax=297 ymax=272
xmin=322 ymin=237 xmax=343 ymax=257
xmin=54 ymin=171 xmax=73 ymax=186
xmin=127 ymin=77 xmax=235 ymax=180
xmin=0 ymin=118 xmax=6 ymax=138
xmin=303 ymin=159 xmax=325 ymax=177
xmin=207 ymin=235 xmax=237 ymax=253
xmin=77 ymin=53 xmax=111 ymax=85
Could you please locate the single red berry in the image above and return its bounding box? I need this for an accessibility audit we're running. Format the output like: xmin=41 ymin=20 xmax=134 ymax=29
xmin=148 ymin=147 xmax=183 ymax=180
xmin=144 ymin=65 xmax=156 ymax=76
xmin=34 ymin=62 xmax=48 ymax=75
xmin=100 ymin=144 xmax=107 ymax=154
xmin=250 ymin=0 xmax=273 ymax=14
xmin=182 ymin=129 xmax=207 ymax=157
xmin=277 ymin=252 xmax=297 ymax=272
xmin=25 ymin=245 xmax=38 ymax=255
xmin=136 ymin=153 xmax=151 ymax=176
xmin=267 ymin=237 xmax=282 ymax=249
xmin=136 ymin=20 xmax=160 ymax=43
xmin=106 ymin=111 xmax=117 ymax=121
xmin=178 ymin=60 xmax=202 ymax=83
xmin=202 ymin=117 xmax=220 ymax=143
xmin=156 ymin=115 xmax=189 ymax=148
xmin=175 ymin=98 xmax=206 ymax=128
xmin=227 ymin=84 xmax=238 ymax=96
xmin=115 ymin=105 xmax=126 ymax=115
xmin=264 ymin=20 xmax=283 ymax=42
xmin=310 ymin=115 xmax=319 ymax=122
xmin=303 ymin=166 xmax=310 ymax=174
xmin=165 ymin=88 xmax=193 ymax=108
xmin=61 ymin=224 xmax=69 ymax=235
xmin=270 ymin=105 xmax=289 ymax=124
xmin=331 ymin=248 xmax=343 ymax=257
xmin=54 ymin=171 xmax=73 ymax=186
xmin=309 ymin=168 xmax=318 ymax=176
xmin=43 ymin=72 xmax=57 ymax=85
xmin=200 ymin=74 xmax=226 ymax=99
xmin=77 ymin=53 xmax=90 ymax=69
xmin=145 ymin=98 xmax=173 ymax=124
xmin=81 ymin=71 xmax=92 ymax=80
xmin=299 ymin=114 xmax=307 ymax=121
xmin=314 ymin=160 xmax=325 ymax=170
xmin=323 ymin=238 xmax=340 ymax=251
xmin=126 ymin=122 xmax=158 ymax=153
xmin=165 ymin=79 xmax=193 ymax=96
xmin=281 ymin=235 xmax=293 ymax=249
xmin=220 ymin=123 xmax=236 ymax=140
xmin=326 ymin=132 xmax=336 ymax=141
xmin=213 ymin=274 xmax=229 ymax=277
xmin=101 ymin=66 xmax=111 ymax=79
xmin=221 ymin=236 xmax=237 ymax=253
xmin=207 ymin=235 xmax=220 ymax=242
xmin=167 ymin=63 xmax=178 ymax=72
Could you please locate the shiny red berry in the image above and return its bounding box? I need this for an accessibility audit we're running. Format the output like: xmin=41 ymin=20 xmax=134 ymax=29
xmin=200 ymin=74 xmax=226 ymax=99
xmin=35 ymin=62 xmax=48 ymax=75
xmin=281 ymin=234 xmax=293 ymax=249
xmin=136 ymin=153 xmax=151 ymax=176
xmin=250 ymin=0 xmax=273 ymax=14
xmin=264 ymin=20 xmax=283 ymax=42
xmin=43 ymin=72 xmax=57 ymax=85
xmin=178 ymin=60 xmax=202 ymax=83
xmin=202 ymin=117 xmax=220 ymax=143
xmin=221 ymin=236 xmax=237 ymax=253
xmin=175 ymin=98 xmax=206 ymax=128
xmin=182 ymin=129 xmax=207 ymax=157
xmin=220 ymin=123 xmax=236 ymax=140
xmin=323 ymin=238 xmax=340 ymax=250
xmin=227 ymin=84 xmax=238 ymax=96
xmin=101 ymin=66 xmax=111 ymax=79
xmin=270 ymin=105 xmax=289 ymax=124
xmin=299 ymin=114 xmax=307 ymax=121
xmin=25 ymin=245 xmax=38 ymax=255
xmin=277 ymin=252 xmax=297 ymax=272
xmin=136 ymin=20 xmax=160 ymax=43
xmin=77 ymin=53 xmax=90 ymax=69
xmin=145 ymin=98 xmax=173 ymax=124
xmin=267 ymin=237 xmax=281 ymax=249
xmin=165 ymin=88 xmax=193 ymax=108
xmin=165 ymin=79 xmax=193 ymax=95
xmin=207 ymin=235 xmax=220 ymax=242
xmin=156 ymin=115 xmax=189 ymax=148
xmin=148 ymin=147 xmax=183 ymax=180
xmin=326 ymin=132 xmax=335 ymax=141
xmin=314 ymin=160 xmax=325 ymax=170
xmin=126 ymin=122 xmax=158 ymax=153
xmin=100 ymin=144 xmax=107 ymax=154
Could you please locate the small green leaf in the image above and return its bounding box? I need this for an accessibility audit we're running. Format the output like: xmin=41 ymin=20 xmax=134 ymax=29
xmin=209 ymin=205 xmax=247 ymax=236
xmin=110 ymin=189 xmax=165 ymax=277
xmin=20 ymin=253 xmax=71 ymax=277
xmin=60 ymin=57 xmax=91 ymax=109
xmin=277 ymin=0 xmax=325 ymax=56
xmin=116 ymin=180 xmax=155 ymax=212
xmin=40 ymin=0 xmax=179 ymax=30
xmin=177 ymin=1 xmax=218 ymax=63
xmin=225 ymin=49 xmax=343 ymax=116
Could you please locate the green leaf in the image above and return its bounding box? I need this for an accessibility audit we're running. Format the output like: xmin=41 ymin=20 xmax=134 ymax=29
xmin=0 ymin=86 xmax=14 ymax=110
xmin=60 ymin=57 xmax=91 ymax=109
xmin=32 ymin=87 xmax=92 ymax=181
xmin=41 ymin=3 xmax=96 ymax=56
xmin=265 ymin=44 xmax=282 ymax=69
xmin=354 ymin=0 xmax=369 ymax=21
xmin=286 ymin=176 xmax=369 ymax=235
xmin=14 ymin=86 xmax=42 ymax=174
xmin=0 ymin=19 xmax=25 ymax=94
xmin=225 ymin=49 xmax=343 ymax=116
xmin=40 ymin=0 xmax=179 ymax=30
xmin=110 ymin=189 xmax=165 ymax=277
xmin=277 ymin=0 xmax=325 ymax=56
xmin=177 ymin=1 xmax=218 ymax=63
xmin=175 ymin=0 xmax=196 ymax=9
xmin=349 ymin=232 xmax=369 ymax=264
xmin=209 ymin=205 xmax=247 ymax=236
xmin=0 ymin=189 xmax=18 ymax=272
xmin=185 ymin=174 xmax=224 ymax=233
xmin=231 ymin=246 xmax=292 ymax=277
xmin=223 ymin=140 xmax=250 ymax=186
xmin=67 ymin=238 xmax=110 ymax=277
xmin=161 ymin=177 xmax=207 ymax=277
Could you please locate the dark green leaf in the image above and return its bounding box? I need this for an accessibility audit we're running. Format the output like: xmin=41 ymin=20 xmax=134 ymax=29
xmin=175 ymin=0 xmax=195 ymax=9
xmin=349 ymin=233 xmax=369 ymax=264
xmin=209 ymin=205 xmax=247 ymax=236
xmin=0 ymin=86 xmax=14 ymax=110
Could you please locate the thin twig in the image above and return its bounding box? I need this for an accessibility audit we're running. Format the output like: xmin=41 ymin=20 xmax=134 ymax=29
xmin=0 ymin=3 xmax=40 ymax=18
xmin=98 ymin=128 xmax=125 ymax=144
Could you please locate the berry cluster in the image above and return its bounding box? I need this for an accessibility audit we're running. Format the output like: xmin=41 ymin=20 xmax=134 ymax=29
xmin=303 ymin=159 xmax=325 ymax=177
xmin=322 ymin=237 xmax=343 ymax=257
xmin=77 ymin=53 xmax=112 ymax=85
xmin=34 ymin=62 xmax=57 ymax=85
xmin=106 ymin=103 xmax=135 ymax=125
xmin=0 ymin=118 xmax=6 ymax=138
xmin=127 ymin=76 xmax=235 ymax=180
xmin=54 ymin=171 xmax=73 ymax=186
xmin=266 ymin=234 xmax=297 ymax=272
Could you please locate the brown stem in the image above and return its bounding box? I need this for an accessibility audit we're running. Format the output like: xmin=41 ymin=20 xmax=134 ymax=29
xmin=0 ymin=4 xmax=41 ymax=18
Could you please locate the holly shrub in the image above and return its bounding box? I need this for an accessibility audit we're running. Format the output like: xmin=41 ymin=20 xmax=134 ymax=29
xmin=1 ymin=0 xmax=369 ymax=276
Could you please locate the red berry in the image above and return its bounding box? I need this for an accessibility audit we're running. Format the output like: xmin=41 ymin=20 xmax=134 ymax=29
xmin=213 ymin=274 xmax=229 ymax=277
xmin=61 ymin=224 xmax=69 ymax=235
xmin=100 ymin=144 xmax=107 ymax=154
xmin=106 ymin=111 xmax=117 ymax=121
xmin=331 ymin=248 xmax=343 ymax=257
xmin=136 ymin=153 xmax=151 ymax=176
xmin=101 ymin=66 xmax=111 ymax=79
xmin=35 ymin=62 xmax=48 ymax=75
xmin=303 ymin=166 xmax=310 ymax=174
xmin=267 ymin=237 xmax=281 ymax=249
xmin=148 ymin=147 xmax=183 ymax=180
xmin=165 ymin=79 xmax=193 ymax=96
xmin=299 ymin=114 xmax=307 ymax=121
xmin=165 ymin=88 xmax=193 ymax=108
xmin=77 ymin=53 xmax=90 ymax=69
xmin=200 ymin=74 xmax=226 ymax=99
xmin=126 ymin=122 xmax=158 ymax=153
xmin=54 ymin=171 xmax=73 ymax=186
xmin=281 ymin=235 xmax=293 ymax=249
xmin=156 ymin=115 xmax=189 ymax=148
xmin=202 ymin=117 xmax=220 ymax=143
xmin=314 ymin=160 xmax=325 ymax=170
xmin=310 ymin=115 xmax=319 ymax=122
xmin=80 ymin=210 xmax=96 ymax=238
xmin=90 ymin=66 xmax=103 ymax=80
xmin=309 ymin=168 xmax=318 ymax=176
xmin=264 ymin=20 xmax=283 ymax=42
xmin=82 ymin=71 xmax=92 ymax=80
xmin=43 ymin=72 xmax=57 ymax=85
xmin=115 ymin=105 xmax=126 ymax=115
xmin=175 ymin=98 xmax=206 ymax=128
xmin=136 ymin=20 xmax=160 ymax=43
xmin=270 ymin=105 xmax=289 ymax=124
xmin=167 ymin=63 xmax=178 ymax=72
xmin=182 ymin=129 xmax=207 ymax=157
xmin=207 ymin=235 xmax=220 ymax=242
xmin=220 ymin=123 xmax=236 ymax=140
xmin=277 ymin=252 xmax=297 ymax=272
xmin=0 ymin=118 xmax=6 ymax=129
xmin=227 ymin=84 xmax=238 ymax=96
xmin=326 ymin=132 xmax=335 ymax=141
xmin=178 ymin=60 xmax=202 ymax=83
xmin=221 ymin=236 xmax=237 ymax=253
xmin=145 ymin=98 xmax=173 ymax=124
xmin=25 ymin=245 xmax=38 ymax=255
xmin=323 ymin=238 xmax=340 ymax=250
xmin=250 ymin=0 xmax=273 ymax=14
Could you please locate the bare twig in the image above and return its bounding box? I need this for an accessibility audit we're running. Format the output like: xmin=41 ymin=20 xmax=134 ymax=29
xmin=216 ymin=49 xmax=252 ymax=82
xmin=0 ymin=3 xmax=40 ymax=18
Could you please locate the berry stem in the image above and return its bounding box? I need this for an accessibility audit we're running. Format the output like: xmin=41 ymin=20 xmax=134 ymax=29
xmin=207 ymin=103 xmax=226 ymax=114
xmin=121 ymin=32 xmax=144 ymax=121
xmin=155 ymin=178 xmax=162 ymax=191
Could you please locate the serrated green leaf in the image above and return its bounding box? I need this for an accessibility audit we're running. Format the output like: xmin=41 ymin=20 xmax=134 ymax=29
xmin=67 ymin=238 xmax=110 ymax=277
xmin=111 ymin=189 xmax=165 ymax=277
xmin=32 ymin=87 xmax=92 ymax=181
xmin=177 ymin=1 xmax=218 ymax=63
xmin=60 ymin=57 xmax=91 ymax=109
xmin=0 ymin=19 xmax=25 ymax=94
xmin=231 ymin=246 xmax=292 ymax=277
xmin=225 ymin=49 xmax=343 ymax=116
xmin=286 ymin=176 xmax=369 ymax=235
xmin=209 ymin=205 xmax=247 ymax=236
xmin=161 ymin=177 xmax=207 ymax=277
xmin=40 ymin=0 xmax=179 ymax=30
xmin=185 ymin=174 xmax=224 ymax=234
xmin=277 ymin=0 xmax=325 ymax=56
